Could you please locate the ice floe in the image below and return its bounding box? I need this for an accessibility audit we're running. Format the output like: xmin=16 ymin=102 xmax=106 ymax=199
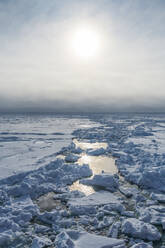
xmin=121 ymin=218 xmax=161 ymax=241
xmin=1 ymin=113 xmax=165 ymax=247
xmin=80 ymin=173 xmax=119 ymax=192
xmin=55 ymin=230 xmax=125 ymax=248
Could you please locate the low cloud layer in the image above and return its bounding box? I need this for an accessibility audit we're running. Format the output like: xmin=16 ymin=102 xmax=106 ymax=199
xmin=0 ymin=0 xmax=165 ymax=113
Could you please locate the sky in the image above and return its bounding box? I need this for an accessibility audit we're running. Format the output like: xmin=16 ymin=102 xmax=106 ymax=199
xmin=0 ymin=0 xmax=165 ymax=113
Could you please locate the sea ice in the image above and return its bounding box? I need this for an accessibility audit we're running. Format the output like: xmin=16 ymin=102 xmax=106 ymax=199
xmin=150 ymin=192 xmax=165 ymax=203
xmin=32 ymin=236 xmax=52 ymax=248
xmin=119 ymin=186 xmax=139 ymax=198
xmin=80 ymin=173 xmax=119 ymax=192
xmin=108 ymin=221 xmax=121 ymax=238
xmin=68 ymin=191 xmax=125 ymax=216
xmin=65 ymin=154 xmax=80 ymax=163
xmin=130 ymin=243 xmax=153 ymax=248
xmin=87 ymin=148 xmax=106 ymax=156
xmin=121 ymin=218 xmax=161 ymax=241
xmin=68 ymin=191 xmax=122 ymax=207
xmin=1 ymin=113 xmax=165 ymax=247
xmin=55 ymin=230 xmax=125 ymax=248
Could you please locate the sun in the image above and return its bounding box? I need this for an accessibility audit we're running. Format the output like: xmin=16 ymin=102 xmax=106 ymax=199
xmin=72 ymin=27 xmax=100 ymax=59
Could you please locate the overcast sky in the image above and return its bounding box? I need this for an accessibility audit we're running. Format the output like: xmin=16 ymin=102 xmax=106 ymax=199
xmin=0 ymin=0 xmax=165 ymax=113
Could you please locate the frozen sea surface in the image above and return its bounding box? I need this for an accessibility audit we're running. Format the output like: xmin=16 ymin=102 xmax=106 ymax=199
xmin=1 ymin=113 xmax=165 ymax=248
xmin=0 ymin=114 xmax=100 ymax=178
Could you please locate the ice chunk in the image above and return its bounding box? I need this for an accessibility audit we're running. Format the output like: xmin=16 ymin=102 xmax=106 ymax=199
xmin=0 ymin=231 xmax=13 ymax=247
xmin=108 ymin=221 xmax=121 ymax=238
xmin=68 ymin=191 xmax=125 ymax=215
xmin=87 ymin=148 xmax=106 ymax=156
xmin=150 ymin=193 xmax=165 ymax=203
xmin=119 ymin=186 xmax=139 ymax=198
xmin=80 ymin=173 xmax=119 ymax=192
xmin=55 ymin=230 xmax=125 ymax=248
xmin=54 ymin=190 xmax=85 ymax=202
xmin=138 ymin=168 xmax=165 ymax=192
xmin=34 ymin=224 xmax=51 ymax=234
xmin=65 ymin=154 xmax=80 ymax=163
xmin=32 ymin=236 xmax=52 ymax=248
xmin=54 ymin=231 xmax=75 ymax=248
xmin=68 ymin=191 xmax=121 ymax=207
xmin=70 ymin=205 xmax=97 ymax=216
xmin=122 ymin=218 xmax=161 ymax=241
xmin=130 ymin=243 xmax=153 ymax=248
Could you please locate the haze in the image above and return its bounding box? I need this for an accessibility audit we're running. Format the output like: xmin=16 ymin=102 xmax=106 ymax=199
xmin=0 ymin=0 xmax=165 ymax=113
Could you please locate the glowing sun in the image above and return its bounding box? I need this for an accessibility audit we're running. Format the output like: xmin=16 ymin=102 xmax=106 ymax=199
xmin=72 ymin=27 xmax=100 ymax=59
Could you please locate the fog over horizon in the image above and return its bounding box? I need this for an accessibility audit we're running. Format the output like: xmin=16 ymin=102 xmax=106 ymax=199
xmin=0 ymin=0 xmax=165 ymax=113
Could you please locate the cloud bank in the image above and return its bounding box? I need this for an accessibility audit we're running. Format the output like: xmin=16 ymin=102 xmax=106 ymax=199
xmin=0 ymin=0 xmax=165 ymax=112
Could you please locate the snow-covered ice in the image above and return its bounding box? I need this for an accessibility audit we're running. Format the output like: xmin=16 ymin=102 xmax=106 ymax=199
xmin=0 ymin=114 xmax=99 ymax=178
xmin=68 ymin=191 xmax=122 ymax=207
xmin=121 ymin=218 xmax=161 ymax=241
xmin=1 ymin=113 xmax=165 ymax=247
xmin=55 ymin=230 xmax=125 ymax=248
xmin=80 ymin=173 xmax=119 ymax=192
